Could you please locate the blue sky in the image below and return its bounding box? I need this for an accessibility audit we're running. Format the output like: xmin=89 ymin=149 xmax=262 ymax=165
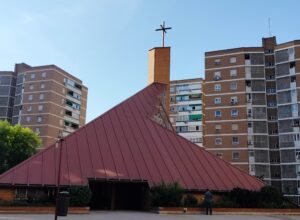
xmin=1 ymin=0 xmax=300 ymax=122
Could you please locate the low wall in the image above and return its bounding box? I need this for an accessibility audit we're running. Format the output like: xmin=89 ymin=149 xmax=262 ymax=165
xmin=0 ymin=206 xmax=90 ymax=214
xmin=157 ymin=207 xmax=300 ymax=215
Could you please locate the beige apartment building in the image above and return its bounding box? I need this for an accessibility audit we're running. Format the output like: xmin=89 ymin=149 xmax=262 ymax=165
xmin=0 ymin=63 xmax=87 ymax=148
xmin=204 ymin=37 xmax=300 ymax=204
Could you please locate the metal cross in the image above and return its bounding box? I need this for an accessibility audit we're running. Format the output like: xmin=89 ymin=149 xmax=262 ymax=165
xmin=155 ymin=21 xmax=172 ymax=47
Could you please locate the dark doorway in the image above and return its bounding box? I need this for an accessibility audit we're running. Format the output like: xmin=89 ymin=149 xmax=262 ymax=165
xmin=89 ymin=180 xmax=149 ymax=210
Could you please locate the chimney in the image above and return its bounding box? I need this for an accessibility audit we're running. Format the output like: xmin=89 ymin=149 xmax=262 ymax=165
xmin=148 ymin=47 xmax=171 ymax=115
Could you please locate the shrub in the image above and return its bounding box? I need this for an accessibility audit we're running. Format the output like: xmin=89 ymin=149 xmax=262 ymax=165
xmin=259 ymin=186 xmax=282 ymax=207
xmin=183 ymin=193 xmax=198 ymax=207
xmin=69 ymin=186 xmax=92 ymax=207
xmin=150 ymin=182 xmax=184 ymax=207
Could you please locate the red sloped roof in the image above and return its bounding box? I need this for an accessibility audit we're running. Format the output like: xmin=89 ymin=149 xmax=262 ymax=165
xmin=0 ymin=83 xmax=264 ymax=191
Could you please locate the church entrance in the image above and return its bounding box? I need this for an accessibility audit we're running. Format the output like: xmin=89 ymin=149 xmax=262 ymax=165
xmin=89 ymin=180 xmax=150 ymax=210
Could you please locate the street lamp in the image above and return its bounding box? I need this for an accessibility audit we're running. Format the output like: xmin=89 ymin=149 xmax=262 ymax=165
xmin=54 ymin=131 xmax=64 ymax=220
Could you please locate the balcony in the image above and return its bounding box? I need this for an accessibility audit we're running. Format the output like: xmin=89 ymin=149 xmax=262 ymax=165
xmin=65 ymin=83 xmax=82 ymax=95
xmin=64 ymin=115 xmax=79 ymax=124
xmin=291 ymin=81 xmax=297 ymax=90
xmin=246 ymin=86 xmax=251 ymax=93
xmin=290 ymin=67 xmax=296 ymax=75
xmin=63 ymin=126 xmax=75 ymax=133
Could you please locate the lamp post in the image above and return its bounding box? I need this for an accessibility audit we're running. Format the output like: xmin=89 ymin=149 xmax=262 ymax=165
xmin=54 ymin=131 xmax=64 ymax=220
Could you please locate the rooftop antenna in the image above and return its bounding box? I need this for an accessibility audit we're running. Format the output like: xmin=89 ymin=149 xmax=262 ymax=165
xmin=155 ymin=21 xmax=172 ymax=47
xmin=268 ymin=17 xmax=272 ymax=37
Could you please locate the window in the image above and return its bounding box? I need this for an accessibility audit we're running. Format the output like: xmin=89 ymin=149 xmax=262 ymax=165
xmin=230 ymin=96 xmax=238 ymax=104
xmin=232 ymin=137 xmax=239 ymax=144
xmin=215 ymin=137 xmax=222 ymax=145
xmin=214 ymin=97 xmax=221 ymax=104
xmin=215 ymin=110 xmax=221 ymax=117
xmin=232 ymin=152 xmax=240 ymax=159
xmin=214 ymin=71 xmax=221 ymax=80
xmin=230 ymin=57 xmax=237 ymax=63
xmin=215 ymin=124 xmax=222 ymax=130
xmin=39 ymin=94 xmax=45 ymax=100
xmin=29 ymin=84 xmax=34 ymax=90
xmin=35 ymin=128 xmax=40 ymax=134
xmin=26 ymin=116 xmax=31 ymax=122
xmin=230 ymin=69 xmax=237 ymax=77
xmin=27 ymin=105 xmax=32 ymax=112
xmin=231 ymin=109 xmax=238 ymax=117
xmin=30 ymin=73 xmax=35 ymax=79
xmin=214 ymin=58 xmax=221 ymax=65
xmin=38 ymin=105 xmax=43 ymax=111
xmin=230 ymin=82 xmax=237 ymax=90
xmin=40 ymin=83 xmax=45 ymax=89
xmin=37 ymin=116 xmax=42 ymax=123
xmin=41 ymin=72 xmax=47 ymax=78
xmin=214 ymin=84 xmax=221 ymax=91
xmin=232 ymin=124 xmax=239 ymax=130
xmin=28 ymin=94 xmax=33 ymax=101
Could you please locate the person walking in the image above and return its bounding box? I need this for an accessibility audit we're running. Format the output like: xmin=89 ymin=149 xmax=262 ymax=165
xmin=204 ymin=189 xmax=213 ymax=215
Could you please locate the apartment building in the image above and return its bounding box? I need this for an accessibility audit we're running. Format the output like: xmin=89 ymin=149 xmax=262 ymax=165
xmin=0 ymin=63 xmax=87 ymax=148
xmin=170 ymin=78 xmax=203 ymax=146
xmin=203 ymin=36 xmax=300 ymax=204
xmin=0 ymin=71 xmax=17 ymax=123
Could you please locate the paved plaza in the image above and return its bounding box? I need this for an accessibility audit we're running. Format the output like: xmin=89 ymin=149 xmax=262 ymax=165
xmin=0 ymin=212 xmax=299 ymax=220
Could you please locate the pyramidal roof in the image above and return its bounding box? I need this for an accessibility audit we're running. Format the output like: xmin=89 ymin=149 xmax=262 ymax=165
xmin=0 ymin=83 xmax=264 ymax=191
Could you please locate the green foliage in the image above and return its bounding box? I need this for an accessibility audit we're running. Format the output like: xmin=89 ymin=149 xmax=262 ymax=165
xmin=224 ymin=186 xmax=287 ymax=208
xmin=0 ymin=121 xmax=41 ymax=173
xmin=150 ymin=182 xmax=184 ymax=207
xmin=69 ymin=186 xmax=92 ymax=207
xmin=183 ymin=193 xmax=198 ymax=207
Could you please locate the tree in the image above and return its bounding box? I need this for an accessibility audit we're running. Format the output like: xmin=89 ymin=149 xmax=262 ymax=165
xmin=0 ymin=121 xmax=41 ymax=174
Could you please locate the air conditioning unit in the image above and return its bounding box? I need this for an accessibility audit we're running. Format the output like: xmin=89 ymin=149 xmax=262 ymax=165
xmin=247 ymin=113 xmax=252 ymax=117
xmin=296 ymin=155 xmax=300 ymax=160
xmin=247 ymin=141 xmax=253 ymax=145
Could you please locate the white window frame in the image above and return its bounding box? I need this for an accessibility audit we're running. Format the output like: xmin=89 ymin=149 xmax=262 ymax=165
xmin=39 ymin=94 xmax=45 ymax=100
xmin=214 ymin=97 xmax=221 ymax=104
xmin=215 ymin=110 xmax=221 ymax=117
xmin=230 ymin=69 xmax=237 ymax=77
xmin=230 ymin=56 xmax=237 ymax=63
xmin=232 ymin=152 xmax=240 ymax=159
xmin=215 ymin=137 xmax=222 ymax=145
xmin=37 ymin=116 xmax=42 ymax=123
xmin=214 ymin=84 xmax=221 ymax=91
xmin=231 ymin=109 xmax=238 ymax=117
xmin=232 ymin=124 xmax=239 ymax=130
xmin=230 ymin=82 xmax=237 ymax=90
xmin=41 ymin=72 xmax=47 ymax=78
xmin=38 ymin=105 xmax=43 ymax=111
xmin=214 ymin=58 xmax=221 ymax=65
xmin=28 ymin=94 xmax=33 ymax=101
xmin=230 ymin=96 xmax=238 ymax=104
xmin=232 ymin=137 xmax=239 ymax=145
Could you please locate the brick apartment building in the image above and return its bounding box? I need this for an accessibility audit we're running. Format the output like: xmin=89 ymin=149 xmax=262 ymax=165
xmin=203 ymin=37 xmax=300 ymax=204
xmin=0 ymin=63 xmax=87 ymax=148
